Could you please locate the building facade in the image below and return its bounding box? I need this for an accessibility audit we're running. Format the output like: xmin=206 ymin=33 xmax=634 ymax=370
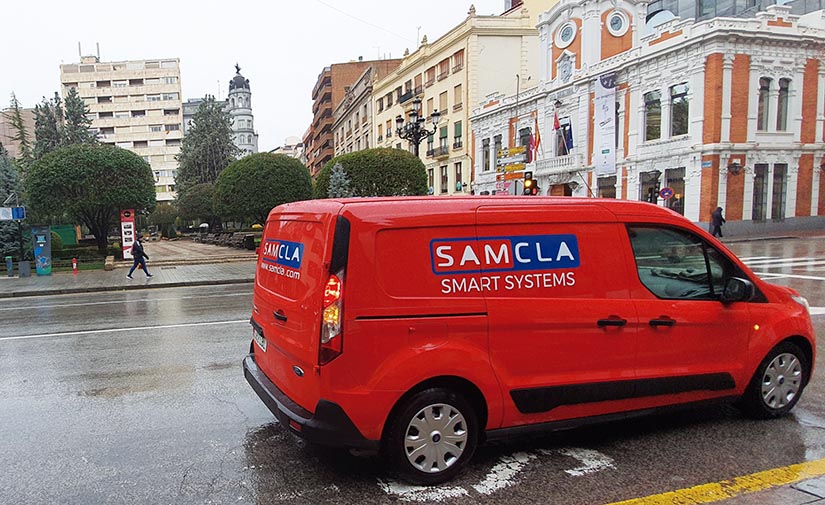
xmin=471 ymin=0 xmax=825 ymax=231
xmin=373 ymin=5 xmax=542 ymax=196
xmin=227 ymin=65 xmax=259 ymax=156
xmin=333 ymin=61 xmax=402 ymax=156
xmin=305 ymin=60 xmax=387 ymax=175
xmin=60 ymin=56 xmax=183 ymax=202
xmin=182 ymin=97 xmax=227 ymax=136
xmin=270 ymin=136 xmax=305 ymax=160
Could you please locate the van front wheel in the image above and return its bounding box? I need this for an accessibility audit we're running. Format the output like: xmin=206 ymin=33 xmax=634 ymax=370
xmin=385 ymin=388 xmax=478 ymax=485
xmin=740 ymin=342 xmax=809 ymax=419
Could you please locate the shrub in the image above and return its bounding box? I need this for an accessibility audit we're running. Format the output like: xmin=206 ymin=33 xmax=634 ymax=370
xmin=314 ymin=148 xmax=427 ymax=199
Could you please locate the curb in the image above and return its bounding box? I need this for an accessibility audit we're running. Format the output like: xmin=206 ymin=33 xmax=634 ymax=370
xmin=0 ymin=277 xmax=254 ymax=299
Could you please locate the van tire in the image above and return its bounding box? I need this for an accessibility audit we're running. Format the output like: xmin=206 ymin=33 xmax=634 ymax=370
xmin=740 ymin=342 xmax=809 ymax=419
xmin=384 ymin=388 xmax=478 ymax=485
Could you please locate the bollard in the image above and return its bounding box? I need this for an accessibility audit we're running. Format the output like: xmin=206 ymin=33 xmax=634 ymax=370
xmin=72 ymin=257 xmax=78 ymax=275
xmin=5 ymin=256 xmax=12 ymax=277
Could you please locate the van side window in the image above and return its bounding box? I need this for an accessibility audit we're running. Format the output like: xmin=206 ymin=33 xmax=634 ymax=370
xmin=627 ymin=226 xmax=736 ymax=300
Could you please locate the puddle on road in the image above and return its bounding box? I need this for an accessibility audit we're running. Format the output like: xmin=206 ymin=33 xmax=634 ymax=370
xmin=74 ymin=365 xmax=193 ymax=398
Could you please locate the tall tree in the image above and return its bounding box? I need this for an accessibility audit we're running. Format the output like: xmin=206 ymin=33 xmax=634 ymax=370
xmin=314 ymin=148 xmax=427 ymax=199
xmin=63 ymin=87 xmax=97 ymax=145
xmin=27 ymin=144 xmax=156 ymax=253
xmin=175 ymin=95 xmax=239 ymax=197
xmin=0 ymin=143 xmax=23 ymax=258
xmin=2 ymin=93 xmax=33 ymax=169
xmin=32 ymin=92 xmax=64 ymax=160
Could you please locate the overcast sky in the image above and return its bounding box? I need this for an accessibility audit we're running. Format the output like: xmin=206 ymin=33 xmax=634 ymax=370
xmin=1 ymin=0 xmax=504 ymax=152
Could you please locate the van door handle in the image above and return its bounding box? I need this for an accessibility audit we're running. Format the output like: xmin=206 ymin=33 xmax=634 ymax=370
xmin=649 ymin=317 xmax=676 ymax=327
xmin=597 ymin=317 xmax=627 ymax=327
xmin=273 ymin=310 xmax=287 ymax=323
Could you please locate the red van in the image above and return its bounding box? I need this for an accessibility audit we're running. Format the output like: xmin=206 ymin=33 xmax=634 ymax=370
xmin=244 ymin=197 xmax=815 ymax=484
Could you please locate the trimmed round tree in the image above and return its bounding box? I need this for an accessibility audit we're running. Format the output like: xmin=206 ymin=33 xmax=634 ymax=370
xmin=314 ymin=148 xmax=428 ymax=199
xmin=214 ymin=153 xmax=312 ymax=225
xmin=27 ymin=144 xmax=156 ymax=254
xmin=177 ymin=183 xmax=217 ymax=224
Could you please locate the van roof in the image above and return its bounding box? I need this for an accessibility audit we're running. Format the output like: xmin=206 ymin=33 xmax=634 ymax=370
xmin=270 ymin=196 xmax=682 ymax=222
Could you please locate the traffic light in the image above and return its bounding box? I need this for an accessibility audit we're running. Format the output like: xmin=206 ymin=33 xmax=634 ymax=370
xmin=523 ymin=177 xmax=535 ymax=195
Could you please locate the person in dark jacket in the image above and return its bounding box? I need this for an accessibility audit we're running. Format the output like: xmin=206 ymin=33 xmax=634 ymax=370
xmin=127 ymin=237 xmax=152 ymax=279
xmin=711 ymin=207 xmax=726 ymax=238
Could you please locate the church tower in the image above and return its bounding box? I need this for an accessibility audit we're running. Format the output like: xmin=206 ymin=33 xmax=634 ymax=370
xmin=227 ymin=64 xmax=259 ymax=155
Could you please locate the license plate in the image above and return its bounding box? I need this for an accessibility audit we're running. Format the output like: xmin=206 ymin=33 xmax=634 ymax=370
xmin=253 ymin=327 xmax=267 ymax=352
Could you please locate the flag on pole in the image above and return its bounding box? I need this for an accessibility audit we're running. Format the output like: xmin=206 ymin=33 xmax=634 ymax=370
xmin=553 ymin=111 xmax=561 ymax=131
xmin=534 ymin=116 xmax=541 ymax=159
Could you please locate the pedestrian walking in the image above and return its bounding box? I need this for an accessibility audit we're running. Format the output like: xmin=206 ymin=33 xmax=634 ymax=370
xmin=127 ymin=237 xmax=152 ymax=279
xmin=711 ymin=206 xmax=726 ymax=238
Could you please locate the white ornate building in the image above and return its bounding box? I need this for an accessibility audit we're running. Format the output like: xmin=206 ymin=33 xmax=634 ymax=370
xmin=471 ymin=0 xmax=825 ymax=231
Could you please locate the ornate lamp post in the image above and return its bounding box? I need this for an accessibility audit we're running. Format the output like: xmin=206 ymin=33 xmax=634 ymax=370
xmin=395 ymin=97 xmax=441 ymax=157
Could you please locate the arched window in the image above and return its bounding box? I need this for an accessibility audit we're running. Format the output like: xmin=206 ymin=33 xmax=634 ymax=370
xmin=230 ymin=97 xmax=235 ymax=108
xmin=757 ymin=77 xmax=771 ymax=131
xmin=644 ymin=90 xmax=661 ymax=141
xmin=777 ymin=78 xmax=790 ymax=131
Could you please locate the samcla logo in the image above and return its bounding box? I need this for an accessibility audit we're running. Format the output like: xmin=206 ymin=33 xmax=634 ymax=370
xmin=430 ymin=234 xmax=579 ymax=274
xmin=262 ymin=239 xmax=304 ymax=270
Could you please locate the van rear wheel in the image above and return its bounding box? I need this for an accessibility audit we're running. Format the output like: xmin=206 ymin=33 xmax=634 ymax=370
xmin=740 ymin=342 xmax=809 ymax=419
xmin=385 ymin=388 xmax=478 ymax=485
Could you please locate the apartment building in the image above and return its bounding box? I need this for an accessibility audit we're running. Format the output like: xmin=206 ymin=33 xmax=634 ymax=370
xmin=59 ymin=56 xmax=183 ymax=202
xmin=471 ymin=0 xmax=825 ymax=232
xmin=372 ymin=5 xmax=541 ymax=195
xmin=305 ymin=59 xmax=403 ymax=175
xmin=333 ymin=60 xmax=402 ymax=156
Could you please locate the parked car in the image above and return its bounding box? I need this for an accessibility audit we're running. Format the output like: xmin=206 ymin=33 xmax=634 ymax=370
xmin=243 ymin=196 xmax=815 ymax=485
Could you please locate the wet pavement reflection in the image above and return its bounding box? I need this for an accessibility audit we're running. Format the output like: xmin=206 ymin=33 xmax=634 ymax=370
xmin=0 ymin=237 xmax=823 ymax=504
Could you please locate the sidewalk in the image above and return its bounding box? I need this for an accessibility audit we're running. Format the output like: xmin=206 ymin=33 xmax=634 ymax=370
xmin=0 ymin=239 xmax=256 ymax=299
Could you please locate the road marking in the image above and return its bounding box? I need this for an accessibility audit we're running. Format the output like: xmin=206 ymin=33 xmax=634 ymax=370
xmin=471 ymin=452 xmax=537 ymax=494
xmin=541 ymin=448 xmax=616 ymax=477
xmin=380 ymin=448 xmax=615 ymax=501
xmin=752 ymin=271 xmax=825 ymax=282
xmin=0 ymin=319 xmax=249 ymax=342
xmin=0 ymin=291 xmax=252 ymax=312
xmin=605 ymin=458 xmax=825 ymax=505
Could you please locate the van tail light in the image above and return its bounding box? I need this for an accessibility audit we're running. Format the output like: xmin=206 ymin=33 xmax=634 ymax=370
xmin=320 ymin=270 xmax=344 ymax=365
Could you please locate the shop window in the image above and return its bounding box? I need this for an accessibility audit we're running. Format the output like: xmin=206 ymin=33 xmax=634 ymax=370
xmin=772 ymin=163 xmax=787 ymax=221
xmin=752 ymin=164 xmax=769 ymax=221
xmin=598 ymin=176 xmax=617 ymax=199
xmin=664 ymin=167 xmax=685 ymax=215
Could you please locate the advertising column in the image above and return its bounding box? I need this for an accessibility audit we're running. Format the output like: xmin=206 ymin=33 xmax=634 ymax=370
xmin=121 ymin=209 xmax=136 ymax=260
xmin=31 ymin=226 xmax=52 ymax=276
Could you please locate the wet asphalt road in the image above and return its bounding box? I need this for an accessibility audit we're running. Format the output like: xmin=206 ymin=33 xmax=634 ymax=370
xmin=0 ymin=237 xmax=824 ymax=505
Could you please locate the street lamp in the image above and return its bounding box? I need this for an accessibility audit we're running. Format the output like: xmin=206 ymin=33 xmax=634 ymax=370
xmin=395 ymin=97 xmax=441 ymax=157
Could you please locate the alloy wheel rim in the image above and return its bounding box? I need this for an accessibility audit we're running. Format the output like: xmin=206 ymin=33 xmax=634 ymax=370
xmin=761 ymin=352 xmax=802 ymax=409
xmin=404 ymin=403 xmax=468 ymax=473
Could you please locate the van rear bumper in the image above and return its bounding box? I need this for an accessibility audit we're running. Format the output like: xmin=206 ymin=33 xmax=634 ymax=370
xmin=243 ymin=353 xmax=379 ymax=451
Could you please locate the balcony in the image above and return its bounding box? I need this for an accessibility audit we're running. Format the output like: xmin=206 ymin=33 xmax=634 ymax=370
xmin=434 ymin=146 xmax=449 ymax=158
xmin=426 ymin=148 xmax=434 ymax=157
xmin=452 ymin=64 xmax=464 ymax=73
xmin=437 ymin=73 xmax=448 ymax=81
xmin=377 ymin=135 xmax=383 ymax=142
xmin=425 ymin=78 xmax=435 ymax=87
xmin=534 ymin=154 xmax=583 ymax=176
xmin=453 ymin=103 xmax=463 ymax=112
xmin=399 ymin=90 xmax=414 ymax=104
xmin=453 ymin=140 xmax=463 ymax=150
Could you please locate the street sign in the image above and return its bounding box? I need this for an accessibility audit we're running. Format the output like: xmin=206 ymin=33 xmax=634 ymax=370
xmin=659 ymin=187 xmax=675 ymax=200
xmin=497 ymin=145 xmax=526 ymax=158
xmin=503 ymin=172 xmax=524 ymax=181
xmin=497 ymin=154 xmax=527 ymax=165
xmin=504 ymin=163 xmax=525 ymax=173
xmin=0 ymin=207 xmax=25 ymax=220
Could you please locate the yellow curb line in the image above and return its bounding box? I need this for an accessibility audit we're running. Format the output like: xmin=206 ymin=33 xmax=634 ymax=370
xmin=605 ymin=458 xmax=825 ymax=505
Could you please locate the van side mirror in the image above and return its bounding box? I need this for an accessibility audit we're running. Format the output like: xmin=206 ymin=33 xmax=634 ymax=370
xmin=720 ymin=277 xmax=755 ymax=304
